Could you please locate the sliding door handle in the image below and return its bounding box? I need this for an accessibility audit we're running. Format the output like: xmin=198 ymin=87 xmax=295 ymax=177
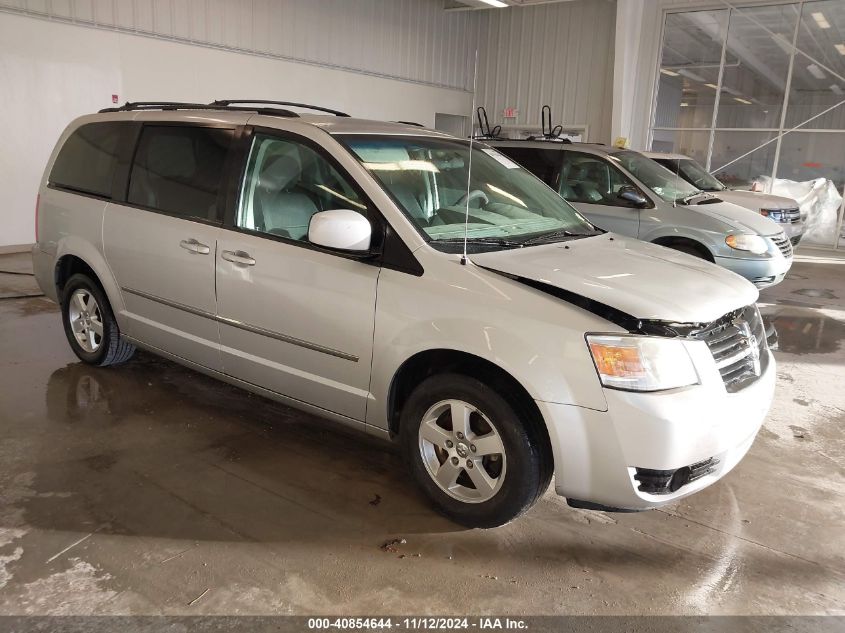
xmin=179 ymin=239 xmax=211 ymax=255
xmin=221 ymin=250 xmax=256 ymax=266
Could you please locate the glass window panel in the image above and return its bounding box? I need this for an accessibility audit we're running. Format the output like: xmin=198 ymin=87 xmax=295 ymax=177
xmin=238 ymin=134 xmax=368 ymax=242
xmin=128 ymin=126 xmax=233 ymax=222
xmin=650 ymin=130 xmax=712 ymax=168
xmin=50 ymin=122 xmax=133 ymax=198
xmin=716 ymin=4 xmax=799 ymax=128
xmin=784 ymin=0 xmax=845 ymax=130
xmin=710 ymin=130 xmax=778 ymax=189
xmin=655 ymin=10 xmax=729 ymax=129
xmin=775 ymin=131 xmax=845 ymax=246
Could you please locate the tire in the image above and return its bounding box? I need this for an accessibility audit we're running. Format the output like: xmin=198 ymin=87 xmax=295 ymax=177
xmin=400 ymin=373 xmax=550 ymax=528
xmin=61 ymin=273 xmax=135 ymax=366
xmin=668 ymin=242 xmax=709 ymax=260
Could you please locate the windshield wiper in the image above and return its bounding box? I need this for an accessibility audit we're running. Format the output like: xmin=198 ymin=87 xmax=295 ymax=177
xmin=436 ymin=237 xmax=524 ymax=248
xmin=521 ymin=229 xmax=597 ymax=246
xmin=676 ymin=191 xmax=711 ymax=205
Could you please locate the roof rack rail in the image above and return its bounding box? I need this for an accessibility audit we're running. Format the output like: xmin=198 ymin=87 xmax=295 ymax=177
xmin=209 ymin=99 xmax=350 ymax=117
xmin=98 ymin=101 xmax=300 ymax=118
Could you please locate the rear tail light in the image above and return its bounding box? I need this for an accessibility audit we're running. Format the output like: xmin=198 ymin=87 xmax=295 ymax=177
xmin=35 ymin=194 xmax=40 ymax=243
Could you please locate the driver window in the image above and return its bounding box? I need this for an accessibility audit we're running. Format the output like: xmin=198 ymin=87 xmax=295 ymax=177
xmin=560 ymin=151 xmax=639 ymax=207
xmin=238 ymin=134 xmax=367 ymax=241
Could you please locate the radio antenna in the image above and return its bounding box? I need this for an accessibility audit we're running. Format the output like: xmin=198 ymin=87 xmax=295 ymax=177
xmin=461 ymin=49 xmax=479 ymax=266
xmin=673 ymin=154 xmax=682 ymax=208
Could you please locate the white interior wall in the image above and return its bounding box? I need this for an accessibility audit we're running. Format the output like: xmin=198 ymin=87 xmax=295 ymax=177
xmin=0 ymin=10 xmax=474 ymax=248
xmin=474 ymin=0 xmax=617 ymax=144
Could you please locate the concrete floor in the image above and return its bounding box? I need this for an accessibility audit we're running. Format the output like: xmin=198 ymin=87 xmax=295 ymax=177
xmin=0 ymin=250 xmax=843 ymax=616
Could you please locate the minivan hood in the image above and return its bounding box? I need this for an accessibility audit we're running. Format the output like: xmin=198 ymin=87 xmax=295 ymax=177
xmin=688 ymin=198 xmax=783 ymax=236
xmin=472 ymin=234 xmax=758 ymax=324
xmin=717 ymin=189 xmax=799 ymax=211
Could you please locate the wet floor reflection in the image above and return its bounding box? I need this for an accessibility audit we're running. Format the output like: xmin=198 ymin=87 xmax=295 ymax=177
xmin=764 ymin=309 xmax=845 ymax=355
xmin=33 ymin=357 xmax=458 ymax=542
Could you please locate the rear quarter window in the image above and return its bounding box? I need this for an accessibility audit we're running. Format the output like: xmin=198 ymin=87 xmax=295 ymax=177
xmin=49 ymin=122 xmax=133 ymax=198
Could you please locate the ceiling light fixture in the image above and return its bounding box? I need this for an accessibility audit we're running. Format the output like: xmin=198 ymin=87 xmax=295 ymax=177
xmin=704 ymin=83 xmax=721 ymax=90
xmin=807 ymin=64 xmax=827 ymax=79
xmin=680 ymin=102 xmax=689 ymax=107
xmin=831 ymin=84 xmax=844 ymax=96
xmin=734 ymin=98 xmax=753 ymax=105
xmin=660 ymin=68 xmax=680 ymax=77
xmin=479 ymin=0 xmax=508 ymax=7
xmin=812 ymin=12 xmax=830 ymax=29
xmin=678 ymin=69 xmax=706 ymax=82
xmin=836 ymin=44 xmax=845 ymax=56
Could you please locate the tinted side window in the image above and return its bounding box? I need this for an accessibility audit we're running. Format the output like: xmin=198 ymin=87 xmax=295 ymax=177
xmin=128 ymin=126 xmax=234 ymax=221
xmin=561 ymin=151 xmax=640 ymax=207
xmin=496 ymin=147 xmax=563 ymax=189
xmin=50 ymin=122 xmax=132 ymax=197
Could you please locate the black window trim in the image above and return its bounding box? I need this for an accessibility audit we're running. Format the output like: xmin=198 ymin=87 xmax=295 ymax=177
xmin=117 ymin=120 xmax=240 ymax=227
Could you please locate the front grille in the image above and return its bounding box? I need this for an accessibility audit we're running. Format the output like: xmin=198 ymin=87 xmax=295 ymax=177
xmin=770 ymin=233 xmax=793 ymax=259
xmin=784 ymin=208 xmax=801 ymax=224
xmin=790 ymin=235 xmax=802 ymax=247
xmin=635 ymin=457 xmax=720 ymax=495
xmin=692 ymin=304 xmax=767 ymax=393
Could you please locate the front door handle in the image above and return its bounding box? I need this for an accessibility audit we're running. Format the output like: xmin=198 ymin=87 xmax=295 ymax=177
xmin=179 ymin=239 xmax=211 ymax=255
xmin=221 ymin=250 xmax=256 ymax=267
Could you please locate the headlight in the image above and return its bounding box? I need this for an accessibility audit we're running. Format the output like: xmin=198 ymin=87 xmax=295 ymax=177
xmin=760 ymin=209 xmax=784 ymax=222
xmin=726 ymin=233 xmax=768 ymax=255
xmin=586 ymin=335 xmax=699 ymax=392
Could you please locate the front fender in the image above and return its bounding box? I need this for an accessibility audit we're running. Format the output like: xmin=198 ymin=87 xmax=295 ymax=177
xmin=366 ymin=264 xmax=611 ymax=431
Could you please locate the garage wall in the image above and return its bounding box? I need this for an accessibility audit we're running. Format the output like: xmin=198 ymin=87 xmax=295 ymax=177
xmin=0 ymin=0 xmax=478 ymax=90
xmin=473 ymin=0 xmax=617 ymax=144
xmin=0 ymin=2 xmax=477 ymax=249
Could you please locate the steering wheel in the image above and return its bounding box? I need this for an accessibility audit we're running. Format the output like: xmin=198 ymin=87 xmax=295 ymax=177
xmin=456 ymin=189 xmax=489 ymax=206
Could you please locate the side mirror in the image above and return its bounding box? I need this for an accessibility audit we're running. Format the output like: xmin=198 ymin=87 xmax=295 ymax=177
xmin=617 ymin=186 xmax=648 ymax=208
xmin=308 ymin=209 xmax=372 ymax=252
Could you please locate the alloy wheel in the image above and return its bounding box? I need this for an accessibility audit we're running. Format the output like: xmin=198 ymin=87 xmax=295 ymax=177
xmin=418 ymin=399 xmax=507 ymax=503
xmin=67 ymin=289 xmax=104 ymax=353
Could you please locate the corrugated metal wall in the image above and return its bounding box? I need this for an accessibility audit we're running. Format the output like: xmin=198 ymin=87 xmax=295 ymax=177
xmin=0 ymin=0 xmax=478 ymax=91
xmin=0 ymin=0 xmax=618 ymax=139
xmin=474 ymin=0 xmax=616 ymax=143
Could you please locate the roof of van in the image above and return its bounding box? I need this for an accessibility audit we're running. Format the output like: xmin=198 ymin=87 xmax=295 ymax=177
xmin=81 ymin=107 xmax=453 ymax=138
xmin=483 ymin=139 xmax=632 ymax=155
xmin=640 ymin=150 xmax=691 ymax=161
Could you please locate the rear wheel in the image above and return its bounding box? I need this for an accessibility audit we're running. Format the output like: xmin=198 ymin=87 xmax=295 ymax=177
xmin=61 ymin=273 xmax=135 ymax=366
xmin=400 ymin=373 xmax=549 ymax=528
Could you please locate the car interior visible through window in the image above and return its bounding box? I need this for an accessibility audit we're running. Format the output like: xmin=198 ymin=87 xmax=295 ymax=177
xmin=238 ymin=134 xmax=368 ymax=242
xmin=341 ymin=135 xmax=597 ymax=252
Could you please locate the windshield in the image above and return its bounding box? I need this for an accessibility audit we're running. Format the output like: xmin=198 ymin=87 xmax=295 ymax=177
xmin=676 ymin=159 xmax=725 ymax=192
xmin=611 ymin=151 xmax=701 ymax=202
xmin=339 ymin=135 xmax=597 ymax=251
xmin=658 ymin=158 xmax=725 ymax=192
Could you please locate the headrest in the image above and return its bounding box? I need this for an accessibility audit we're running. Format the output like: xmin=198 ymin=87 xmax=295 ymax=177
xmin=258 ymin=155 xmax=301 ymax=193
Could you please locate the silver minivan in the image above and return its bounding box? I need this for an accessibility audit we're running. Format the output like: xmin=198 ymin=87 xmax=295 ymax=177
xmin=489 ymin=141 xmax=794 ymax=288
xmin=33 ymin=102 xmax=775 ymax=527
xmin=644 ymin=151 xmax=805 ymax=246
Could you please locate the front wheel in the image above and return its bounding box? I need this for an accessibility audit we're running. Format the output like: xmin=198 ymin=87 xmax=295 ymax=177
xmin=400 ymin=373 xmax=550 ymax=528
